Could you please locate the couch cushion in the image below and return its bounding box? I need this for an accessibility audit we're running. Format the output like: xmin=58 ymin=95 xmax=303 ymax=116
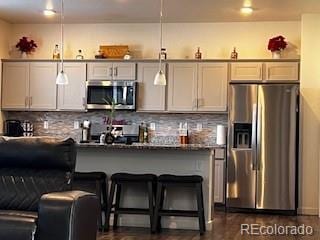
xmin=0 ymin=137 xmax=76 ymax=171
xmin=0 ymin=168 xmax=71 ymax=212
xmin=0 ymin=210 xmax=37 ymax=240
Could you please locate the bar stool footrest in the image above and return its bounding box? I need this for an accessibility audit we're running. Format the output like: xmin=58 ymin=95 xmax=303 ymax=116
xmin=115 ymin=208 xmax=152 ymax=215
xmin=159 ymin=210 xmax=199 ymax=217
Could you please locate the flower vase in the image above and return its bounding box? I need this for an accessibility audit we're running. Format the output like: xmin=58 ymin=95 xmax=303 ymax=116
xmin=272 ymin=51 xmax=281 ymax=59
xmin=21 ymin=52 xmax=28 ymax=59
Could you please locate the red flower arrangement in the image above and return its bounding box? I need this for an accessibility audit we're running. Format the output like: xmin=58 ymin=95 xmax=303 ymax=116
xmin=16 ymin=37 xmax=37 ymax=54
xmin=268 ymin=35 xmax=287 ymax=52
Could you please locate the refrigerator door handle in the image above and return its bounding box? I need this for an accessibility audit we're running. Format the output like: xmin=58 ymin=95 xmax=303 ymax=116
xmin=252 ymin=103 xmax=257 ymax=170
xmin=257 ymin=104 xmax=262 ymax=171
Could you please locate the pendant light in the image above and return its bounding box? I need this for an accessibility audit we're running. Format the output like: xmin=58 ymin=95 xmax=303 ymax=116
xmin=56 ymin=0 xmax=68 ymax=85
xmin=154 ymin=0 xmax=166 ymax=86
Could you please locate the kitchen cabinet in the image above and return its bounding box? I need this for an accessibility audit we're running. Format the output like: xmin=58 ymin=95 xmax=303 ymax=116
xmin=168 ymin=63 xmax=197 ymax=111
xmin=58 ymin=62 xmax=86 ymax=110
xmin=137 ymin=63 xmax=166 ymax=111
xmin=214 ymin=160 xmax=225 ymax=203
xmin=2 ymin=62 xmax=57 ymax=110
xmin=264 ymin=62 xmax=299 ymax=81
xmin=87 ymin=62 xmax=136 ymax=80
xmin=231 ymin=62 xmax=263 ymax=81
xmin=168 ymin=62 xmax=227 ymax=112
xmin=2 ymin=62 xmax=29 ymax=110
xmin=197 ymin=63 xmax=228 ymax=111
xmin=29 ymin=62 xmax=57 ymax=110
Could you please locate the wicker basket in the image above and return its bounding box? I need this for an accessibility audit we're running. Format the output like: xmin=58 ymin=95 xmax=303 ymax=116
xmin=99 ymin=45 xmax=129 ymax=58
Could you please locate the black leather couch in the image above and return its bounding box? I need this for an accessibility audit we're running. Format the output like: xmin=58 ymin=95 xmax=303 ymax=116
xmin=0 ymin=137 xmax=100 ymax=240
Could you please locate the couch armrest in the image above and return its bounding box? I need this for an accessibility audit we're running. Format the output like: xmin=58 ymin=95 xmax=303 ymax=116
xmin=36 ymin=191 xmax=99 ymax=240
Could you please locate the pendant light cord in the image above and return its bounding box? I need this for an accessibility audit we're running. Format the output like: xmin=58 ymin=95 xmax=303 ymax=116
xmin=158 ymin=0 xmax=163 ymax=72
xmin=60 ymin=0 xmax=64 ymax=72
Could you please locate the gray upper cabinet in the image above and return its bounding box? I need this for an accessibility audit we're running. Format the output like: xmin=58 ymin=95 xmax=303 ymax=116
xmin=29 ymin=62 xmax=57 ymax=110
xmin=2 ymin=62 xmax=30 ymax=110
xmin=87 ymin=62 xmax=136 ymax=80
xmin=168 ymin=62 xmax=228 ymax=112
xmin=58 ymin=62 xmax=87 ymax=110
xmin=137 ymin=63 xmax=166 ymax=112
xmin=168 ymin=63 xmax=198 ymax=112
xmin=2 ymin=62 xmax=57 ymax=111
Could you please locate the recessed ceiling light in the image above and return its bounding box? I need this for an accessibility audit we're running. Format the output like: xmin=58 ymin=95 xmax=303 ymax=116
xmin=43 ymin=9 xmax=56 ymax=16
xmin=240 ymin=7 xmax=253 ymax=15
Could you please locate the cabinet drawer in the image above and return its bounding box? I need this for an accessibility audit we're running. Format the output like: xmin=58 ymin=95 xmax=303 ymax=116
xmin=264 ymin=62 xmax=299 ymax=81
xmin=87 ymin=63 xmax=113 ymax=80
xmin=231 ymin=63 xmax=263 ymax=81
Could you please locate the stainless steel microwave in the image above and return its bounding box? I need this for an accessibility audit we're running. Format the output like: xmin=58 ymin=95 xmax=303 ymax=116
xmin=86 ymin=80 xmax=136 ymax=110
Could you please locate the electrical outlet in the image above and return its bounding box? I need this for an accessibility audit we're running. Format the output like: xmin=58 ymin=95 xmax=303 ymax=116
xmin=74 ymin=121 xmax=80 ymax=129
xmin=196 ymin=123 xmax=203 ymax=132
xmin=43 ymin=120 xmax=49 ymax=129
xmin=150 ymin=123 xmax=156 ymax=131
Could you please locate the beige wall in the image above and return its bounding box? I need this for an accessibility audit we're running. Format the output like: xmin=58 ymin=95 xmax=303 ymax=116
xmin=0 ymin=19 xmax=10 ymax=133
xmin=299 ymin=14 xmax=320 ymax=215
xmin=9 ymin=21 xmax=300 ymax=59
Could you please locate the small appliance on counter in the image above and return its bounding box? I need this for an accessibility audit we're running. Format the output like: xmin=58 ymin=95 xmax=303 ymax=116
xmin=90 ymin=124 xmax=139 ymax=144
xmin=4 ymin=120 xmax=24 ymax=137
xmin=21 ymin=121 xmax=34 ymax=137
xmin=80 ymin=120 xmax=91 ymax=143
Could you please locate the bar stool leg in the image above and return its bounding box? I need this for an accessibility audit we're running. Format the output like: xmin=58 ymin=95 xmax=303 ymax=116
xmin=147 ymin=182 xmax=154 ymax=232
xmin=152 ymin=182 xmax=163 ymax=233
xmin=95 ymin=180 xmax=103 ymax=231
xmin=105 ymin=181 xmax=116 ymax=231
xmin=196 ymin=183 xmax=206 ymax=235
xmin=113 ymin=183 xmax=122 ymax=230
xmin=158 ymin=184 xmax=165 ymax=232
xmin=101 ymin=178 xmax=108 ymax=231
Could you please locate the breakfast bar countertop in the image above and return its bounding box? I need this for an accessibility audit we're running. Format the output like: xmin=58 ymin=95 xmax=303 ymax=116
xmin=77 ymin=142 xmax=225 ymax=151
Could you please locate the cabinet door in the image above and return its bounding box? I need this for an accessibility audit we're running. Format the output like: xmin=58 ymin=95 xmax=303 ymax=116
xmin=29 ymin=62 xmax=57 ymax=110
xmin=265 ymin=62 xmax=299 ymax=81
xmin=2 ymin=62 xmax=29 ymax=110
xmin=58 ymin=63 xmax=86 ymax=110
xmin=214 ymin=160 xmax=225 ymax=203
xmin=137 ymin=63 xmax=166 ymax=111
xmin=197 ymin=63 xmax=228 ymax=112
xmin=87 ymin=63 xmax=113 ymax=80
xmin=113 ymin=62 xmax=136 ymax=80
xmin=168 ymin=63 xmax=197 ymax=112
xmin=231 ymin=63 xmax=263 ymax=81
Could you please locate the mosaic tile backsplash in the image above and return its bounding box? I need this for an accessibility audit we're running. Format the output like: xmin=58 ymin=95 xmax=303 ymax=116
xmin=6 ymin=111 xmax=228 ymax=145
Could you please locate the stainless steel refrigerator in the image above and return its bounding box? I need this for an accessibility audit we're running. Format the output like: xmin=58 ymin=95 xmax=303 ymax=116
xmin=227 ymin=83 xmax=299 ymax=213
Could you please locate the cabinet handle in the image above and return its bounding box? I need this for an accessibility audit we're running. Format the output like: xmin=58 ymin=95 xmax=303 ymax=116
xmin=114 ymin=67 xmax=118 ymax=77
xmin=192 ymin=99 xmax=197 ymax=110
xmin=29 ymin=97 xmax=32 ymax=107
xmin=109 ymin=67 xmax=113 ymax=77
xmin=25 ymin=97 xmax=28 ymax=107
xmin=82 ymin=97 xmax=86 ymax=107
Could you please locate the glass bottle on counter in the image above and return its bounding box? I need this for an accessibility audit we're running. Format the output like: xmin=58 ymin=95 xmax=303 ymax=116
xmin=76 ymin=49 xmax=84 ymax=60
xmin=179 ymin=122 xmax=189 ymax=144
xmin=231 ymin=47 xmax=238 ymax=60
xmin=139 ymin=122 xmax=145 ymax=143
xmin=143 ymin=124 xmax=149 ymax=143
xmin=159 ymin=48 xmax=167 ymax=60
xmin=53 ymin=44 xmax=60 ymax=60
xmin=195 ymin=47 xmax=202 ymax=60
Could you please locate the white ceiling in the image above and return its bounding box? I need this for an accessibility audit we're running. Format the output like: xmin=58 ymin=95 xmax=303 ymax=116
xmin=0 ymin=0 xmax=319 ymax=24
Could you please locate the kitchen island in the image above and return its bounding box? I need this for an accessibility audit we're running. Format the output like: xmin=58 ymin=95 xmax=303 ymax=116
xmin=76 ymin=143 xmax=224 ymax=231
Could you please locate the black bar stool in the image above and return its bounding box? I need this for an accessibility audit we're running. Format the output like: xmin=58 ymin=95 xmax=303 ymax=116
xmin=72 ymin=171 xmax=108 ymax=230
xmin=106 ymin=173 xmax=157 ymax=231
xmin=152 ymin=174 xmax=206 ymax=235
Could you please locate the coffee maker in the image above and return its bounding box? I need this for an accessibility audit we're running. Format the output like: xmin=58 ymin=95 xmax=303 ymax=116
xmin=4 ymin=120 xmax=24 ymax=137
xmin=80 ymin=120 xmax=91 ymax=143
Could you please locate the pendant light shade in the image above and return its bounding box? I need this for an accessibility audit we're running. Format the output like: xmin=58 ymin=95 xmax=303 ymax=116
xmin=154 ymin=70 xmax=166 ymax=85
xmin=56 ymin=71 xmax=69 ymax=85
xmin=154 ymin=0 xmax=166 ymax=86
xmin=56 ymin=0 xmax=68 ymax=85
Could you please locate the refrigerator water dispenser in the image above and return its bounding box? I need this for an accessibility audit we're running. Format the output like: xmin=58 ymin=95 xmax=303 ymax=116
xmin=233 ymin=123 xmax=252 ymax=149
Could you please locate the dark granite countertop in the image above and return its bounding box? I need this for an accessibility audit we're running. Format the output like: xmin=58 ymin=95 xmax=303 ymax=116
xmin=77 ymin=142 xmax=225 ymax=151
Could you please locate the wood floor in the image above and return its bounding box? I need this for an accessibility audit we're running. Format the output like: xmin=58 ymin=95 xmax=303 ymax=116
xmin=98 ymin=211 xmax=320 ymax=240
